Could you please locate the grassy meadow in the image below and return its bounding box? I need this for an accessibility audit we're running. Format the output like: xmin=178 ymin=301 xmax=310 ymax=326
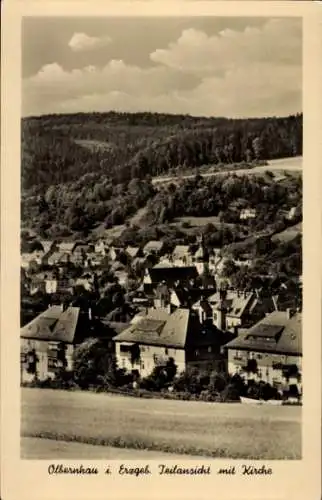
xmin=21 ymin=388 xmax=301 ymax=460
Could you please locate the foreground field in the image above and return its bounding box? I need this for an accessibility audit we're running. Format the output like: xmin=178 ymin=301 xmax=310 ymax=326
xmin=21 ymin=438 xmax=186 ymax=459
xmin=21 ymin=388 xmax=301 ymax=460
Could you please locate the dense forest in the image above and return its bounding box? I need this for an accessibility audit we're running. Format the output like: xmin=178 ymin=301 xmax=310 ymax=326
xmin=21 ymin=111 xmax=302 ymax=237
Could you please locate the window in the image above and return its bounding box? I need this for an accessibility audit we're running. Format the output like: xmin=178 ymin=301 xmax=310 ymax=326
xmin=165 ymin=348 xmax=168 ymax=355
xmin=208 ymin=346 xmax=212 ymax=353
xmin=195 ymin=349 xmax=199 ymax=357
xmin=47 ymin=357 xmax=58 ymax=372
xmin=257 ymin=354 xmax=262 ymax=359
xmin=213 ymin=312 xmax=217 ymax=321
xmin=141 ymin=362 xmax=145 ymax=370
xmin=120 ymin=344 xmax=132 ymax=354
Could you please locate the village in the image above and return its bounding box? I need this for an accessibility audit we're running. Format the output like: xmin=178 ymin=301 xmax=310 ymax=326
xmin=20 ymin=222 xmax=302 ymax=404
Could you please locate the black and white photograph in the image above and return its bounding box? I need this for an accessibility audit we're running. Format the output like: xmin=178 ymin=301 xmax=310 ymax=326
xmin=19 ymin=14 xmax=304 ymax=462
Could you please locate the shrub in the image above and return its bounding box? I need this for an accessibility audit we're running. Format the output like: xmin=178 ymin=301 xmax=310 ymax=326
xmin=220 ymin=384 xmax=241 ymax=402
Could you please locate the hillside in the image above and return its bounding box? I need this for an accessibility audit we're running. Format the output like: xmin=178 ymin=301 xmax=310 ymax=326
xmin=21 ymin=111 xmax=302 ymax=238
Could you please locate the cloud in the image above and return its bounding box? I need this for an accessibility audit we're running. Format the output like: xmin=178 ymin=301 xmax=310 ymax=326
xmin=150 ymin=19 xmax=301 ymax=76
xmin=45 ymin=62 xmax=300 ymax=119
xmin=68 ymin=32 xmax=111 ymax=52
xmin=23 ymin=19 xmax=302 ymax=118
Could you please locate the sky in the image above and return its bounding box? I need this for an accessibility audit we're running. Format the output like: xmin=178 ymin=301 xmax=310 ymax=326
xmin=22 ymin=17 xmax=302 ymax=118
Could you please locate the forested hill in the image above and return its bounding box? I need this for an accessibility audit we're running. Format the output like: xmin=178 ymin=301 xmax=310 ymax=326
xmin=22 ymin=111 xmax=302 ymax=193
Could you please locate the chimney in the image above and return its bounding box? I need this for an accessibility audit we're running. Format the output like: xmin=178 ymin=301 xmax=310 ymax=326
xmin=216 ymin=289 xmax=227 ymax=331
xmin=272 ymin=295 xmax=279 ymax=311
xmin=217 ymin=307 xmax=226 ymax=331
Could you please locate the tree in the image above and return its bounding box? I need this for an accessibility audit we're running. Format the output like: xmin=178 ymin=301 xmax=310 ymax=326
xmin=141 ymin=358 xmax=178 ymax=391
xmin=208 ymin=371 xmax=228 ymax=394
xmin=72 ymin=338 xmax=115 ymax=389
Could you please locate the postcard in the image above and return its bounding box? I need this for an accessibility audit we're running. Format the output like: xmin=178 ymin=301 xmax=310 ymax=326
xmin=1 ymin=1 xmax=321 ymax=499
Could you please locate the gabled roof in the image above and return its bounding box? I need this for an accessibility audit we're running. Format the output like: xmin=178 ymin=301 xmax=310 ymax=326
xmin=206 ymin=290 xmax=256 ymax=318
xmin=73 ymin=244 xmax=89 ymax=253
xmin=21 ymin=253 xmax=38 ymax=262
xmin=20 ymin=305 xmax=80 ymax=343
xmin=40 ymin=240 xmax=55 ymax=253
xmin=125 ymin=246 xmax=140 ymax=258
xmin=114 ymin=308 xmax=190 ymax=349
xmin=143 ymin=240 xmax=163 ymax=253
xmin=58 ymin=242 xmax=75 ymax=252
xmin=172 ymin=245 xmax=191 ymax=260
xmin=224 ymin=311 xmax=302 ymax=355
xmin=47 ymin=251 xmax=64 ymax=263
xmin=194 ymin=246 xmax=204 ymax=260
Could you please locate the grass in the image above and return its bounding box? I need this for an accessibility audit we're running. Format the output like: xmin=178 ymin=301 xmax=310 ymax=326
xmin=21 ymin=388 xmax=301 ymax=460
xmin=21 ymin=437 xmax=187 ymax=459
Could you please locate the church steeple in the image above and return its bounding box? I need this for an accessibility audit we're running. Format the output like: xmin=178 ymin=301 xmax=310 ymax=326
xmin=197 ymin=232 xmax=209 ymax=263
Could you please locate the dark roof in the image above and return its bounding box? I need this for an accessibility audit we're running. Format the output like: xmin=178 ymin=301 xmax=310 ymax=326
xmin=100 ymin=320 xmax=131 ymax=336
xmin=188 ymin=323 xmax=236 ymax=348
xmin=224 ymin=311 xmax=302 ymax=355
xmin=148 ymin=265 xmax=198 ymax=284
xmin=113 ymin=308 xmax=190 ymax=349
xmin=20 ymin=305 xmax=80 ymax=343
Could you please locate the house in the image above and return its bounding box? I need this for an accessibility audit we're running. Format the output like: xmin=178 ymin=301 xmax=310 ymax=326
xmin=75 ymin=275 xmax=94 ymax=291
xmin=29 ymin=277 xmax=46 ymax=296
xmin=286 ymin=205 xmax=301 ymax=221
xmin=45 ymin=278 xmax=58 ymax=294
xmin=192 ymin=289 xmax=260 ymax=332
xmin=44 ymin=276 xmax=75 ymax=295
xmin=70 ymin=245 xmax=89 ymax=265
xmin=240 ymin=208 xmax=256 ymax=220
xmin=224 ymin=310 xmax=302 ymax=394
xmin=20 ymin=305 xmax=81 ymax=382
xmin=233 ymin=257 xmax=252 ymax=268
xmin=158 ymin=255 xmax=173 ymax=267
xmin=172 ymin=246 xmax=192 ymax=266
xmin=58 ymin=242 xmax=75 ymax=254
xmin=114 ymin=270 xmax=128 ymax=288
xmin=125 ymin=246 xmax=140 ymax=259
xmin=84 ymin=252 xmax=102 ymax=268
xmin=21 ymin=254 xmax=38 ymax=270
xmin=40 ymin=240 xmax=56 ymax=254
xmin=143 ymin=240 xmax=164 ymax=256
xmin=108 ymin=246 xmax=122 ymax=262
xmin=113 ymin=307 xmax=229 ymax=378
xmin=94 ymin=240 xmax=109 ymax=256
xmin=208 ymin=249 xmax=222 ymax=273
xmin=131 ymin=256 xmax=147 ymax=269
xmin=47 ymin=252 xmax=65 ymax=266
